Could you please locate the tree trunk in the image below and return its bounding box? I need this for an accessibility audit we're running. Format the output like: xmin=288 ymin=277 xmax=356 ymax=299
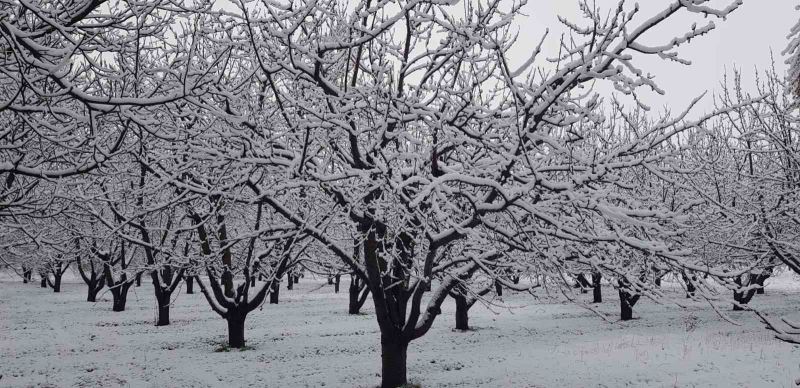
xmin=454 ymin=294 xmax=470 ymax=330
xmin=733 ymin=290 xmax=745 ymax=311
xmin=111 ymin=294 xmax=128 ymax=312
xmin=226 ymin=314 xmax=246 ymax=348
xmin=83 ymin=271 xmax=104 ymax=302
xmin=327 ymin=276 xmax=334 ymax=285
xmin=380 ymin=336 xmax=409 ymax=388
xmin=733 ymin=275 xmax=758 ymax=311
xmin=619 ymin=289 xmax=633 ymax=321
xmin=269 ymin=281 xmax=280 ymax=304
xmin=592 ymin=272 xmax=602 ymax=303
xmin=87 ymin=283 xmax=101 ymax=302
xmin=494 ymin=280 xmax=502 ymax=297
xmin=185 ymin=276 xmax=194 ymax=294
xmin=755 ymin=274 xmax=767 ymax=295
xmin=157 ymin=303 xmax=170 ymax=326
xmin=112 ymin=290 xmax=128 ymax=312
xmin=135 ymin=272 xmax=142 ymax=287
xmin=222 ymin=270 xmax=234 ymax=298
xmin=51 ymin=273 xmax=62 ymax=293
xmin=40 ymin=275 xmax=47 ymax=288
xmin=334 ymin=274 xmax=341 ymax=293
xmin=576 ymin=273 xmax=590 ymax=293
xmin=156 ymin=295 xmax=170 ymax=326
xmin=348 ymin=276 xmax=370 ymax=314
xmin=287 ymin=274 xmax=294 ymax=290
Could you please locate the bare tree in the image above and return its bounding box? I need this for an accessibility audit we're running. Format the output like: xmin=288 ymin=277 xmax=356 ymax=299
xmin=215 ymin=1 xmax=745 ymax=386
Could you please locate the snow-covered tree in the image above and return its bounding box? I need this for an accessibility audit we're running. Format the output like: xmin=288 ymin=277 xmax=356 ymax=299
xmin=191 ymin=1 xmax=746 ymax=386
xmin=692 ymin=65 xmax=800 ymax=341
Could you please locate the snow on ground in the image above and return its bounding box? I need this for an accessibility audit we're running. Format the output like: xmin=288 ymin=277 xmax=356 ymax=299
xmin=1 ymin=273 xmax=799 ymax=387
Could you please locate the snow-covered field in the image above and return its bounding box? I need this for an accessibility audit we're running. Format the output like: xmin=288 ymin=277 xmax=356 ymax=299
xmin=1 ymin=274 xmax=799 ymax=388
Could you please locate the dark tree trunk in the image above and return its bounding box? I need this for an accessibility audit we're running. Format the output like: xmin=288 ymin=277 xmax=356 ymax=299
xmin=334 ymin=274 xmax=341 ymax=293
xmin=269 ymin=281 xmax=280 ymax=304
xmin=733 ymin=291 xmax=746 ymax=311
xmin=22 ymin=268 xmax=32 ymax=283
xmin=221 ymin=270 xmax=234 ymax=298
xmin=109 ymin=272 xmax=132 ymax=312
xmin=576 ymin=273 xmax=591 ymax=293
xmin=151 ymin=266 xmax=184 ymax=327
xmin=189 ymin=211 xmax=290 ymax=352
xmin=348 ymin=275 xmax=370 ymax=314
xmin=86 ymin=279 xmax=103 ymax=302
xmin=287 ymin=274 xmax=294 ymax=290
xmin=78 ymin=262 xmax=105 ymax=303
xmin=50 ymin=273 xmax=62 ymax=293
xmin=618 ymin=279 xmax=640 ymax=321
xmin=185 ymin=276 xmax=194 ymax=294
xmin=494 ymin=280 xmax=502 ymax=297
xmin=40 ymin=275 xmax=47 ymax=288
xmin=380 ymin=336 xmax=409 ymax=388
xmin=156 ymin=299 xmax=170 ymax=326
xmin=87 ymin=287 xmax=99 ymax=302
xmin=591 ymin=272 xmax=602 ymax=303
xmin=154 ymin=282 xmax=172 ymax=326
xmin=226 ymin=314 xmax=246 ymax=348
xmin=135 ymin=272 xmax=142 ymax=287
xmin=112 ymin=289 xmax=128 ymax=312
xmin=251 ymin=261 xmax=261 ymax=288
xmin=327 ymin=276 xmax=334 ymax=285
xmin=454 ymin=294 xmax=470 ymax=330
xmin=195 ymin=267 xmax=280 ymax=350
xmin=619 ymin=290 xmax=634 ymax=320
xmin=755 ymin=273 xmax=768 ymax=295
xmin=733 ymin=274 xmax=758 ymax=311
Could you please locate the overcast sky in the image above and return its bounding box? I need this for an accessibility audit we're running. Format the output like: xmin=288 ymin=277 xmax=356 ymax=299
xmin=513 ymin=0 xmax=797 ymax=115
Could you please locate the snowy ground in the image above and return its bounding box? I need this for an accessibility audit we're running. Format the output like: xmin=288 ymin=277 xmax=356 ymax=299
xmin=1 ymin=273 xmax=800 ymax=388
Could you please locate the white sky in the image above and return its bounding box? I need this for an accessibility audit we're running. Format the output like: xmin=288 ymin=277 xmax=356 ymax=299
xmin=515 ymin=0 xmax=797 ymax=115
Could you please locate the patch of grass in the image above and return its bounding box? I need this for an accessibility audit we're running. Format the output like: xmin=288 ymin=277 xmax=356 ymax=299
xmin=214 ymin=343 xmax=255 ymax=352
xmin=213 ymin=344 xmax=231 ymax=353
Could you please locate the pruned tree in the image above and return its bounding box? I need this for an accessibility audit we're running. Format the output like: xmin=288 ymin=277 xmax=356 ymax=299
xmin=217 ymin=1 xmax=745 ymax=386
xmin=688 ymin=62 xmax=800 ymax=341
